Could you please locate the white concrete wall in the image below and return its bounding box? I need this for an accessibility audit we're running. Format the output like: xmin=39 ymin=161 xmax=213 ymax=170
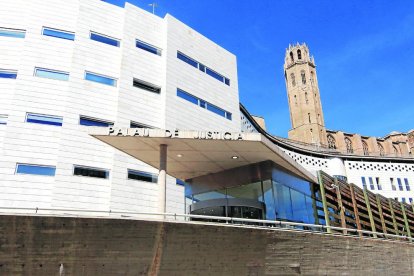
xmin=0 ymin=0 xmax=241 ymax=214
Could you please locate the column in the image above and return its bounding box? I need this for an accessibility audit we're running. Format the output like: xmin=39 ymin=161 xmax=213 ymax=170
xmin=158 ymin=144 xmax=167 ymax=214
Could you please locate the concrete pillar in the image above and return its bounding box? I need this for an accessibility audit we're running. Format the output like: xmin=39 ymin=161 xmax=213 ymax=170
xmin=158 ymin=144 xmax=167 ymax=214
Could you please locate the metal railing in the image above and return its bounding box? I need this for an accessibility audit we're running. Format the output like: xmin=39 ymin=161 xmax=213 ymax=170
xmin=0 ymin=206 xmax=413 ymax=244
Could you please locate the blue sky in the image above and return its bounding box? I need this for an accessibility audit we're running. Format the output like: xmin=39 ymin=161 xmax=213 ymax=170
xmin=106 ymin=0 xmax=414 ymax=138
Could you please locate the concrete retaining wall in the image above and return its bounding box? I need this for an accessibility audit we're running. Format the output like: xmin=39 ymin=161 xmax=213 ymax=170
xmin=0 ymin=215 xmax=413 ymax=275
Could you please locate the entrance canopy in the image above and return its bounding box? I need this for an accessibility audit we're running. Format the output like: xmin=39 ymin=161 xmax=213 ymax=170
xmin=90 ymin=128 xmax=317 ymax=183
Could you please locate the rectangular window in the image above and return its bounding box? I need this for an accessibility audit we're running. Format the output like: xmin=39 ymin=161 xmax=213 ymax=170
xmin=0 ymin=69 xmax=17 ymax=79
xmin=177 ymin=51 xmax=230 ymax=86
xmin=176 ymin=179 xmax=185 ymax=186
xmin=80 ymin=116 xmax=113 ymax=127
xmin=369 ymin=177 xmax=374 ymax=190
xmin=127 ymin=169 xmax=157 ymax=183
xmin=26 ymin=113 xmax=63 ymax=126
xmin=390 ymin=177 xmax=396 ymax=191
xmin=177 ymin=51 xmax=198 ymax=68
xmin=376 ymin=177 xmax=382 ymax=190
xmin=136 ymin=39 xmax=161 ymax=56
xmin=205 ymin=67 xmax=224 ymax=82
xmin=85 ymin=71 xmax=117 ymax=86
xmin=90 ymin=31 xmax=120 ymax=47
xmin=402 ymin=198 xmax=406 ymax=203
xmin=42 ymin=27 xmax=75 ymax=41
xmin=133 ymin=78 xmax=161 ymax=94
xmin=0 ymin=114 xmax=7 ymax=125
xmin=176 ymin=88 xmax=232 ymax=120
xmin=0 ymin=27 xmax=25 ymax=38
xmin=16 ymin=163 xmax=56 ymax=176
xmin=34 ymin=67 xmax=69 ymax=81
xmin=74 ymin=165 xmax=109 ymax=179
xmin=130 ymin=121 xmax=153 ymax=128
xmin=177 ymin=88 xmax=199 ymax=105
xmin=207 ymin=103 xmax=226 ymax=117
xmin=397 ymin=178 xmax=404 ymax=191
xmin=410 ymin=198 xmax=413 ymax=203
xmin=405 ymin=178 xmax=410 ymax=191
xmin=361 ymin=177 xmax=367 ymax=189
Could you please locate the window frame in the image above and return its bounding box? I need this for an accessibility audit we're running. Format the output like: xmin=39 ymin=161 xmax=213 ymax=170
xmin=0 ymin=69 xmax=17 ymax=79
xmin=0 ymin=27 xmax=25 ymax=38
xmin=42 ymin=26 xmax=75 ymax=41
xmin=34 ymin=67 xmax=69 ymax=81
xmin=16 ymin=163 xmax=56 ymax=176
xmin=26 ymin=112 xmax=63 ymax=126
xmin=0 ymin=114 xmax=7 ymax=125
xmin=79 ymin=115 xmax=113 ymax=127
xmin=73 ymin=165 xmax=109 ymax=179
xmin=85 ymin=71 xmax=117 ymax=87
xmin=133 ymin=78 xmax=161 ymax=94
xmin=89 ymin=31 xmax=120 ymax=47
xmin=136 ymin=39 xmax=162 ymax=56
xmin=127 ymin=169 xmax=158 ymax=183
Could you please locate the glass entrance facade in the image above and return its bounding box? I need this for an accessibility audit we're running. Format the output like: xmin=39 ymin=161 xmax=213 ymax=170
xmin=186 ymin=164 xmax=324 ymax=225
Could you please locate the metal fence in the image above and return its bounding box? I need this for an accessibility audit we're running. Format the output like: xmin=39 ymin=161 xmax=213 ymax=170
xmin=0 ymin=207 xmax=413 ymax=245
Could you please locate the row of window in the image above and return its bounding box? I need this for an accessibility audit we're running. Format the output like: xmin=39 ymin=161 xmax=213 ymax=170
xmin=0 ymin=26 xmax=161 ymax=56
xmin=15 ymin=163 xmax=158 ymax=182
xmin=177 ymin=51 xmax=230 ymax=86
xmin=397 ymin=197 xmax=414 ymax=204
xmin=0 ymin=67 xmax=117 ymax=86
xmin=177 ymin=88 xmax=232 ymax=120
xmin=0 ymin=111 xmax=157 ymax=129
xmin=361 ymin=176 xmax=411 ymax=191
xmin=328 ymin=134 xmax=398 ymax=156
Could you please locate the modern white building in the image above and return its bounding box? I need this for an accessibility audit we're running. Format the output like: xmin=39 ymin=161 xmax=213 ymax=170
xmin=0 ymin=0 xmax=239 ymax=213
xmin=0 ymin=0 xmax=413 ymax=221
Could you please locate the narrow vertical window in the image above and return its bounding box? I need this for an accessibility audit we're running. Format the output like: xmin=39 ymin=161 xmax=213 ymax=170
xmin=294 ymin=95 xmax=297 ymax=105
xmin=290 ymin=52 xmax=294 ymax=62
xmin=405 ymin=178 xmax=410 ymax=191
xmin=308 ymin=113 xmax=311 ymax=123
xmin=362 ymin=141 xmax=369 ymax=156
xmin=369 ymin=177 xmax=374 ymax=190
xmin=290 ymin=73 xmax=296 ymax=87
xmin=390 ymin=177 xmax=396 ymax=191
xmin=397 ymin=178 xmax=404 ymax=191
xmin=361 ymin=177 xmax=367 ymax=189
xmin=305 ymin=92 xmax=308 ymax=104
xmin=378 ymin=143 xmax=385 ymax=156
xmin=297 ymin=49 xmax=302 ymax=60
xmin=376 ymin=177 xmax=382 ymax=190
xmin=301 ymin=70 xmax=306 ymax=84
xmin=310 ymin=71 xmax=314 ymax=85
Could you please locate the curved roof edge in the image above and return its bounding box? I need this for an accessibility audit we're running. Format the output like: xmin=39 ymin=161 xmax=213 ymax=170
xmin=239 ymin=103 xmax=414 ymax=163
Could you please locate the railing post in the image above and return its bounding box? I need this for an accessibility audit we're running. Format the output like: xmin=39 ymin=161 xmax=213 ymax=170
xmin=388 ymin=198 xmax=399 ymax=235
xmin=317 ymin=171 xmax=331 ymax=234
xmin=349 ymin=184 xmax=362 ymax=237
xmin=400 ymin=203 xmax=411 ymax=239
xmin=334 ymin=178 xmax=347 ymax=235
xmin=376 ymin=195 xmax=387 ymax=234
xmin=363 ymin=187 xmax=377 ymax=238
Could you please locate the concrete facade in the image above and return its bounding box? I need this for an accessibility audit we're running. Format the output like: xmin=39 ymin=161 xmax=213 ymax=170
xmin=0 ymin=0 xmax=240 ymax=213
xmin=0 ymin=214 xmax=413 ymax=275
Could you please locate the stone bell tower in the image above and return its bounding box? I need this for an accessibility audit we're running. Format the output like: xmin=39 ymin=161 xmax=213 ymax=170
xmin=284 ymin=43 xmax=327 ymax=146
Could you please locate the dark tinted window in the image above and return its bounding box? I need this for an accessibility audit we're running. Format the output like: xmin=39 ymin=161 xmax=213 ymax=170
xmin=74 ymin=166 xmax=109 ymax=179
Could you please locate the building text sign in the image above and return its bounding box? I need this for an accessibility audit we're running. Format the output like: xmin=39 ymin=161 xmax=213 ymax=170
xmin=108 ymin=127 xmax=245 ymax=141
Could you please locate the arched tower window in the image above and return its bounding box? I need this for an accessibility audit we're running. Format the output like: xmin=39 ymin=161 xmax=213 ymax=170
xmin=290 ymin=52 xmax=294 ymax=62
xmin=297 ymin=49 xmax=302 ymax=60
xmin=327 ymin=134 xmax=336 ymax=149
xmin=290 ymin=73 xmax=296 ymax=87
xmin=362 ymin=140 xmax=369 ymax=156
xmin=345 ymin=137 xmax=353 ymax=154
xmin=301 ymin=70 xmax=306 ymax=85
xmin=377 ymin=143 xmax=385 ymax=156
